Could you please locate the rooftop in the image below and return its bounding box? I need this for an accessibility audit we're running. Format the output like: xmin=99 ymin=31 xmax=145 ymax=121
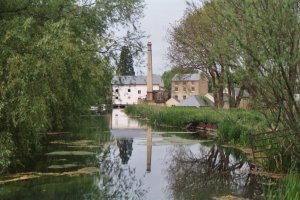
xmin=112 ymin=75 xmax=161 ymax=85
xmin=172 ymin=73 xmax=201 ymax=81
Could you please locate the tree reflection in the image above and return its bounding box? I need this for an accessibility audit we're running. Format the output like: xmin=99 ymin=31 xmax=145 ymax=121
xmin=97 ymin=144 xmax=146 ymax=200
xmin=117 ymin=139 xmax=133 ymax=164
xmin=165 ymin=145 xmax=261 ymax=200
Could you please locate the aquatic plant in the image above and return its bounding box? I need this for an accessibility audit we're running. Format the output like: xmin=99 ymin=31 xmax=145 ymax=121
xmin=125 ymin=105 xmax=265 ymax=146
xmin=265 ymin=172 xmax=300 ymax=200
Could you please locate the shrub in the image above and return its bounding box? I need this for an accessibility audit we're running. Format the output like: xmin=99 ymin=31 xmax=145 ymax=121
xmin=0 ymin=132 xmax=14 ymax=174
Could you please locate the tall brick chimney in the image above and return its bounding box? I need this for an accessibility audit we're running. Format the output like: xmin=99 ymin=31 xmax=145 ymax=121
xmin=147 ymin=42 xmax=153 ymax=101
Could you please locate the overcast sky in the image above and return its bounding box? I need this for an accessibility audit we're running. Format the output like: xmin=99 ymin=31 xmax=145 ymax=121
xmin=137 ymin=0 xmax=188 ymax=75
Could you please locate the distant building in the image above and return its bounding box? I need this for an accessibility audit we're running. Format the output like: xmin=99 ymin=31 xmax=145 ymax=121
xmin=111 ymin=75 xmax=164 ymax=106
xmin=165 ymin=97 xmax=180 ymax=107
xmin=222 ymin=88 xmax=250 ymax=109
xmin=179 ymin=95 xmax=214 ymax=107
xmin=171 ymin=73 xmax=208 ymax=101
xmin=205 ymin=88 xmax=250 ymax=109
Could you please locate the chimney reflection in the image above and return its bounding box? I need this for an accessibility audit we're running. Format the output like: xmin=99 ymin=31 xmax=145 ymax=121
xmin=146 ymin=126 xmax=152 ymax=173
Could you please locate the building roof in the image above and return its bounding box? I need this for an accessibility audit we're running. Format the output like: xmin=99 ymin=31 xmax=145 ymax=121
xmin=223 ymin=88 xmax=250 ymax=101
xmin=172 ymin=73 xmax=200 ymax=81
xmin=179 ymin=95 xmax=214 ymax=107
xmin=112 ymin=75 xmax=161 ymax=85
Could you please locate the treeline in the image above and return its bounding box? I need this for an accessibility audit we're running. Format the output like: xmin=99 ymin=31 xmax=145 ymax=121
xmin=168 ymin=0 xmax=300 ymax=164
xmin=0 ymin=0 xmax=144 ymax=173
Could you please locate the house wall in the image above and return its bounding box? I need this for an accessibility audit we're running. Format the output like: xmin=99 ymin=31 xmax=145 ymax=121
xmin=165 ymin=98 xmax=180 ymax=107
xmin=171 ymin=78 xmax=208 ymax=101
xmin=112 ymin=84 xmax=160 ymax=105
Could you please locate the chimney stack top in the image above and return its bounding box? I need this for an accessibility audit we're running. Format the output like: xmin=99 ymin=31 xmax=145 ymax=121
xmin=147 ymin=42 xmax=152 ymax=51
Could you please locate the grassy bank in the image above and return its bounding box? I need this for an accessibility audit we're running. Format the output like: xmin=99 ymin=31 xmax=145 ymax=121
xmin=125 ymin=105 xmax=267 ymax=146
xmin=265 ymin=172 xmax=300 ymax=200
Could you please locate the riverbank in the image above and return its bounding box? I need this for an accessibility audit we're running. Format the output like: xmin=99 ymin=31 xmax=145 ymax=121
xmin=125 ymin=105 xmax=300 ymax=199
xmin=125 ymin=105 xmax=267 ymax=146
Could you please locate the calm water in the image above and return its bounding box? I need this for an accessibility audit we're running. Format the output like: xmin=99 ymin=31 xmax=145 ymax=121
xmin=0 ymin=109 xmax=263 ymax=200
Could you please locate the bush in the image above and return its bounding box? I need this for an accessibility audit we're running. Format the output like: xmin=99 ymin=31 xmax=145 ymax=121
xmin=0 ymin=132 xmax=14 ymax=174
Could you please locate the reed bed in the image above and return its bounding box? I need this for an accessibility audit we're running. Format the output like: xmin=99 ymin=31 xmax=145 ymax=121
xmin=125 ymin=105 xmax=266 ymax=146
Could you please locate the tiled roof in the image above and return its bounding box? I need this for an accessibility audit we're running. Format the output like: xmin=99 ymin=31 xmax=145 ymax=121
xmin=112 ymin=75 xmax=161 ymax=85
xmin=172 ymin=73 xmax=200 ymax=81
xmin=179 ymin=95 xmax=214 ymax=107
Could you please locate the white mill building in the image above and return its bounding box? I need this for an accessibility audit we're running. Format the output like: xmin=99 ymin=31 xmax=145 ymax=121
xmin=112 ymin=42 xmax=166 ymax=107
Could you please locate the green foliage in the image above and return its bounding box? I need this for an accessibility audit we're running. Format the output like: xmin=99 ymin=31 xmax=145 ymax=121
xmin=0 ymin=132 xmax=14 ymax=173
xmin=0 ymin=0 xmax=144 ymax=173
xmin=125 ymin=105 xmax=266 ymax=146
xmin=116 ymin=46 xmax=135 ymax=75
xmin=265 ymin=172 xmax=300 ymax=200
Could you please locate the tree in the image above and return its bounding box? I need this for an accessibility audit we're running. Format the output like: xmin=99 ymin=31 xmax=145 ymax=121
xmin=218 ymin=0 xmax=300 ymax=162
xmin=168 ymin=1 xmax=243 ymax=108
xmin=0 ymin=0 xmax=144 ymax=173
xmin=116 ymin=46 xmax=135 ymax=76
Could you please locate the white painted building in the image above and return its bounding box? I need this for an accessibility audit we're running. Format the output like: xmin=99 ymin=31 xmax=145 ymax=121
xmin=112 ymin=75 xmax=163 ymax=105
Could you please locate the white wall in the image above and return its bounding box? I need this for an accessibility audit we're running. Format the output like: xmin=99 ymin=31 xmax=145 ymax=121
xmin=112 ymin=84 xmax=160 ymax=105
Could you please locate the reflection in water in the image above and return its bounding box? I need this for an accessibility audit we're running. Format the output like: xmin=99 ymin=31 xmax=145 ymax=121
xmin=0 ymin=111 xmax=268 ymax=200
xmin=146 ymin=127 xmax=152 ymax=172
xmin=97 ymin=144 xmax=147 ymax=200
xmin=112 ymin=109 xmax=146 ymax=129
xmin=166 ymin=145 xmax=262 ymax=200
xmin=117 ymin=139 xmax=133 ymax=164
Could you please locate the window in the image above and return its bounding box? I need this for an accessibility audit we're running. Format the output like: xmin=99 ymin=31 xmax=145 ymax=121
xmin=191 ymin=81 xmax=195 ymax=85
xmin=183 ymin=95 xmax=186 ymax=100
xmin=128 ymin=89 xmax=131 ymax=92
xmin=175 ymin=87 xmax=178 ymax=92
xmin=191 ymin=87 xmax=195 ymax=92
xmin=115 ymin=89 xmax=119 ymax=92
xmin=138 ymin=90 xmax=141 ymax=94
xmin=174 ymin=95 xmax=178 ymax=99
xmin=115 ymin=96 xmax=118 ymax=99
xmin=183 ymin=87 xmax=186 ymax=92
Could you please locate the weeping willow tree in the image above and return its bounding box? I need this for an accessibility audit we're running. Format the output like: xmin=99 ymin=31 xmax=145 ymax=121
xmin=0 ymin=0 xmax=144 ymax=172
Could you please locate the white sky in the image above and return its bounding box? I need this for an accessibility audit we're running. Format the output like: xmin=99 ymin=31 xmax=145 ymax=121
xmin=138 ymin=0 xmax=188 ymax=75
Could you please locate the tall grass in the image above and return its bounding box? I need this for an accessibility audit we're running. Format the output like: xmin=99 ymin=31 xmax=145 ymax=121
xmin=265 ymin=172 xmax=300 ymax=200
xmin=125 ymin=105 xmax=267 ymax=146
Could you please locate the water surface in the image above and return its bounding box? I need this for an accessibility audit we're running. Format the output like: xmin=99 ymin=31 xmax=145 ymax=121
xmin=0 ymin=109 xmax=263 ymax=200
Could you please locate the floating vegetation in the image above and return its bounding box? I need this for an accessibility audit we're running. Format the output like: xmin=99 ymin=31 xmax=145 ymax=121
xmin=46 ymin=151 xmax=95 ymax=156
xmin=213 ymin=195 xmax=249 ymax=200
xmin=49 ymin=140 xmax=102 ymax=148
xmin=47 ymin=132 xmax=72 ymax=135
xmin=48 ymin=164 xmax=82 ymax=169
xmin=0 ymin=167 xmax=99 ymax=184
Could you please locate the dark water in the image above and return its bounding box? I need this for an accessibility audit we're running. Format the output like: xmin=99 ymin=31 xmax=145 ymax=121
xmin=0 ymin=109 xmax=264 ymax=200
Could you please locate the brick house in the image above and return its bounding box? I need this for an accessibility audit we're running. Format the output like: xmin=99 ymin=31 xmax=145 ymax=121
xmin=171 ymin=73 xmax=208 ymax=101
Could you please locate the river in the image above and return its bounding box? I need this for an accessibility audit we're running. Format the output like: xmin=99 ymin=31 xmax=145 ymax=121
xmin=0 ymin=109 xmax=264 ymax=200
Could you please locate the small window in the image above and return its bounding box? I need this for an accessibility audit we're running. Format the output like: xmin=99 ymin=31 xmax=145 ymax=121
xmin=138 ymin=90 xmax=141 ymax=94
xmin=183 ymin=95 xmax=186 ymax=100
xmin=183 ymin=87 xmax=186 ymax=92
xmin=115 ymin=96 xmax=118 ymax=99
xmin=174 ymin=95 xmax=178 ymax=99
xmin=191 ymin=87 xmax=195 ymax=92
xmin=128 ymin=89 xmax=131 ymax=92
xmin=175 ymin=87 xmax=178 ymax=92
xmin=115 ymin=89 xmax=119 ymax=92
